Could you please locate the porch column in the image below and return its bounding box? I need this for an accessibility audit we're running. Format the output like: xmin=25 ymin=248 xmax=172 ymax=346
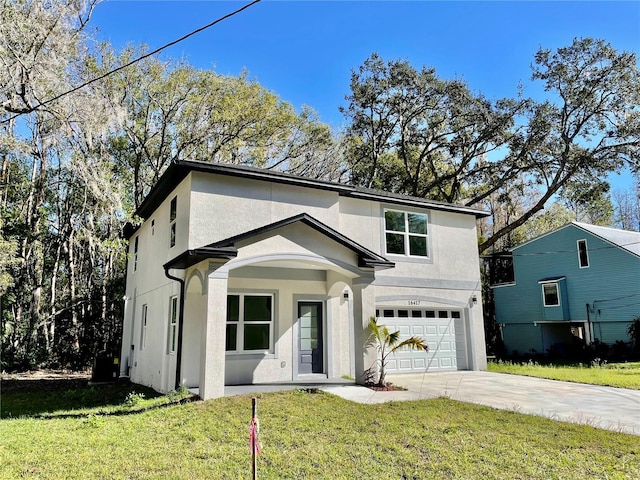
xmin=352 ymin=276 xmax=376 ymax=385
xmin=200 ymin=269 xmax=228 ymax=400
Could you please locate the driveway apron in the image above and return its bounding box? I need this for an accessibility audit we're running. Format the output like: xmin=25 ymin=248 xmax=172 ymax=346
xmin=384 ymin=371 xmax=640 ymax=435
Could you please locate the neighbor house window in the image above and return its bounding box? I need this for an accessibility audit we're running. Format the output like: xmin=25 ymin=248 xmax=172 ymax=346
xmin=169 ymin=196 xmax=177 ymax=248
xmin=226 ymin=294 xmax=273 ymax=353
xmin=542 ymin=283 xmax=560 ymax=307
xmin=133 ymin=236 xmax=139 ymax=272
xmin=577 ymin=239 xmax=589 ymax=268
xmin=140 ymin=304 xmax=148 ymax=350
xmin=384 ymin=209 xmax=428 ymax=257
xmin=168 ymin=296 xmax=178 ymax=353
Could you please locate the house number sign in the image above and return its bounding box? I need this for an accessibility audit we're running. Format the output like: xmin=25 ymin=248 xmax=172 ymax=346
xmin=407 ymin=300 xmax=421 ymax=306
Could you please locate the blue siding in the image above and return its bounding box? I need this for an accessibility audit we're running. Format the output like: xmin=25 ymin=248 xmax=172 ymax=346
xmin=493 ymin=224 xmax=640 ymax=354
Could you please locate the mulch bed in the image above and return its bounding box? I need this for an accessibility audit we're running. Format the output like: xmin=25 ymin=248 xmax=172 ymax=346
xmin=364 ymin=382 xmax=406 ymax=392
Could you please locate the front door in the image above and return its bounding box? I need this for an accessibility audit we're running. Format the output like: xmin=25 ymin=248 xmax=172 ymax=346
xmin=298 ymin=302 xmax=323 ymax=374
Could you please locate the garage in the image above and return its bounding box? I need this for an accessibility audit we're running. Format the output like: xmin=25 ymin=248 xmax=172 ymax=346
xmin=375 ymin=308 xmax=468 ymax=373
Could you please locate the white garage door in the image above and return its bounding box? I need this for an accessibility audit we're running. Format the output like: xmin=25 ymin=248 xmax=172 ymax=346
xmin=376 ymin=308 xmax=468 ymax=373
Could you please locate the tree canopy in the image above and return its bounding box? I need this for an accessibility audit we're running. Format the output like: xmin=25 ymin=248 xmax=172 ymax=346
xmin=342 ymin=38 xmax=640 ymax=253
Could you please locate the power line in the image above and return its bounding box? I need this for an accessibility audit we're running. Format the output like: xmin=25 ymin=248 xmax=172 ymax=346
xmin=0 ymin=0 xmax=262 ymax=125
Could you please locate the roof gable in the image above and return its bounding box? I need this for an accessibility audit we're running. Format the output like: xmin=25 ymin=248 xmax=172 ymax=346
xmin=165 ymin=213 xmax=394 ymax=270
xmin=512 ymin=221 xmax=640 ymax=258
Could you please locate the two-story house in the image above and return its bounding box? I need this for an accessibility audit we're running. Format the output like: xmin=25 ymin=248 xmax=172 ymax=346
xmin=492 ymin=222 xmax=640 ymax=357
xmin=120 ymin=160 xmax=488 ymax=399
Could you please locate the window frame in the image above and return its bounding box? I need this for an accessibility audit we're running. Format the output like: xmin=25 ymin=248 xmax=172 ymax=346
xmin=577 ymin=239 xmax=589 ymax=268
xmin=168 ymin=296 xmax=178 ymax=354
xmin=542 ymin=282 xmax=560 ymax=307
xmin=225 ymin=293 xmax=274 ymax=354
xmin=383 ymin=208 xmax=430 ymax=259
xmin=133 ymin=236 xmax=139 ymax=272
xmin=169 ymin=196 xmax=177 ymax=248
xmin=140 ymin=304 xmax=148 ymax=350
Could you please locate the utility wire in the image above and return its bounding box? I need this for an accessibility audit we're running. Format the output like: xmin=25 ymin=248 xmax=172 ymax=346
xmin=0 ymin=0 xmax=262 ymax=125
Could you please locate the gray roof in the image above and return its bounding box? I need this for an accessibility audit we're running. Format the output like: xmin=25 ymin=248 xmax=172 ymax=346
xmin=573 ymin=222 xmax=640 ymax=257
xmin=133 ymin=160 xmax=490 ymax=221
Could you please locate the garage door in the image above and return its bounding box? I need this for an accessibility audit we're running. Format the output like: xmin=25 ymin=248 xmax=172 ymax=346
xmin=375 ymin=308 xmax=468 ymax=373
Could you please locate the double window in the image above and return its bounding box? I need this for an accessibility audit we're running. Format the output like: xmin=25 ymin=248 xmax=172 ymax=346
xmin=226 ymin=294 xmax=273 ymax=353
xmin=384 ymin=209 xmax=429 ymax=257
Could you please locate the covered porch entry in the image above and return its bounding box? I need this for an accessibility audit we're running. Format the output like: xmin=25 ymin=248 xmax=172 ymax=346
xmin=166 ymin=214 xmax=393 ymax=399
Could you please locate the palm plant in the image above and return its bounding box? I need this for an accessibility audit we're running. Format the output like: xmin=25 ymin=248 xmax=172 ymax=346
xmin=367 ymin=316 xmax=429 ymax=387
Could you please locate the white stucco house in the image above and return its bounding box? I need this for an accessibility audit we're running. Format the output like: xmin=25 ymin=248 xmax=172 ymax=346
xmin=120 ymin=160 xmax=488 ymax=399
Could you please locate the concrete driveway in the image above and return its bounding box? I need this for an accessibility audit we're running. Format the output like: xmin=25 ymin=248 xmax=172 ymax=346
xmin=324 ymin=371 xmax=640 ymax=435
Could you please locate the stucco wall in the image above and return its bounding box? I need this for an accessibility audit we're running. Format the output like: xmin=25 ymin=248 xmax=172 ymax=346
xmin=122 ymin=169 xmax=487 ymax=394
xmin=120 ymin=176 xmax=191 ymax=391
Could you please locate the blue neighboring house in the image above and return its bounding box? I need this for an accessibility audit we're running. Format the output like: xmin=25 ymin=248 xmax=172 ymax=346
xmin=492 ymin=222 xmax=640 ymax=356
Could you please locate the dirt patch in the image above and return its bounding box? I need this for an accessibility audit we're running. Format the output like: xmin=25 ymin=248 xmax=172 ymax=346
xmin=365 ymin=382 xmax=407 ymax=392
xmin=1 ymin=369 xmax=91 ymax=381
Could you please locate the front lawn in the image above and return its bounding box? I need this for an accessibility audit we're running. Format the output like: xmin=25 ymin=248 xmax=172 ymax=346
xmin=1 ymin=382 xmax=638 ymax=479
xmin=488 ymin=360 xmax=640 ymax=390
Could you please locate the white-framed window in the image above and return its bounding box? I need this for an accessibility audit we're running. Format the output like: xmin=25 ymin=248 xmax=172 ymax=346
xmin=168 ymin=296 xmax=178 ymax=353
xmin=384 ymin=209 xmax=429 ymax=257
xmin=542 ymin=283 xmax=560 ymax=307
xmin=226 ymin=294 xmax=273 ymax=353
xmin=133 ymin=236 xmax=139 ymax=272
xmin=577 ymin=239 xmax=589 ymax=268
xmin=169 ymin=196 xmax=177 ymax=248
xmin=140 ymin=304 xmax=148 ymax=350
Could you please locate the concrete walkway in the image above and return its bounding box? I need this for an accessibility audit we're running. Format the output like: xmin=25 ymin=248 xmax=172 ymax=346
xmin=321 ymin=371 xmax=640 ymax=436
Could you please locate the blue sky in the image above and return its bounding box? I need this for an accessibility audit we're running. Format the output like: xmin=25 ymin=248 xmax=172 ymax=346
xmin=90 ymin=0 xmax=639 ymax=189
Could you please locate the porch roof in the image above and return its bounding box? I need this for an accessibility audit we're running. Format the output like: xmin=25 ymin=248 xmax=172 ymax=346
xmin=164 ymin=213 xmax=394 ymax=271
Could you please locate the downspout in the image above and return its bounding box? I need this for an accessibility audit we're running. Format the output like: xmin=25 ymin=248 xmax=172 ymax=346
xmin=164 ymin=266 xmax=186 ymax=391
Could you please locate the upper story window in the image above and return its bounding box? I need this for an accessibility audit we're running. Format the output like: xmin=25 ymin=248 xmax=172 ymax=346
xmin=169 ymin=196 xmax=177 ymax=248
xmin=577 ymin=239 xmax=589 ymax=268
xmin=133 ymin=236 xmax=139 ymax=272
xmin=384 ymin=209 xmax=429 ymax=257
xmin=542 ymin=283 xmax=560 ymax=307
xmin=226 ymin=294 xmax=273 ymax=353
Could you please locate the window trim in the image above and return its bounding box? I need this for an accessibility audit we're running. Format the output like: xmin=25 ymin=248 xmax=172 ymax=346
xmin=541 ymin=282 xmax=560 ymax=307
xmin=226 ymin=293 xmax=274 ymax=354
xmin=382 ymin=208 xmax=430 ymax=259
xmin=168 ymin=295 xmax=178 ymax=354
xmin=577 ymin=239 xmax=589 ymax=268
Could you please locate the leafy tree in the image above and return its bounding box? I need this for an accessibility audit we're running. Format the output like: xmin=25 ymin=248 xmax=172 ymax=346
xmin=366 ymin=316 xmax=428 ymax=387
xmin=612 ymin=183 xmax=640 ymax=231
xmin=479 ymin=38 xmax=640 ymax=252
xmin=343 ymin=39 xmax=640 ymax=254
xmin=341 ymin=53 xmax=520 ymax=202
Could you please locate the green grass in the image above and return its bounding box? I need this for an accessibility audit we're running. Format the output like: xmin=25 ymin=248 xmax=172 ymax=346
xmin=0 ymin=378 xmax=191 ymax=418
xmin=1 ymin=382 xmax=639 ymax=479
xmin=488 ymin=360 xmax=640 ymax=389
